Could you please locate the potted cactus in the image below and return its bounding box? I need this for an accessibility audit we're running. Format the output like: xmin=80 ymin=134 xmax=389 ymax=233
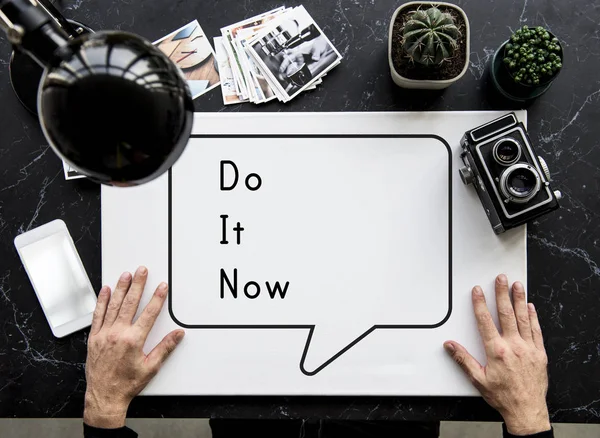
xmin=388 ymin=2 xmax=470 ymax=89
xmin=490 ymin=25 xmax=564 ymax=102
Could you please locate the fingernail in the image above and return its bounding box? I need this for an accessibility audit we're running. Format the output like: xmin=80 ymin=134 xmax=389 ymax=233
xmin=497 ymin=274 xmax=508 ymax=285
xmin=513 ymin=281 xmax=524 ymax=291
xmin=528 ymin=303 xmax=536 ymax=312
xmin=444 ymin=342 xmax=455 ymax=353
xmin=137 ymin=266 xmax=148 ymax=276
xmin=175 ymin=330 xmax=185 ymax=343
xmin=158 ymin=282 xmax=168 ymax=292
xmin=473 ymin=286 xmax=483 ymax=296
xmin=120 ymin=272 xmax=131 ymax=281
xmin=100 ymin=286 xmax=110 ymax=296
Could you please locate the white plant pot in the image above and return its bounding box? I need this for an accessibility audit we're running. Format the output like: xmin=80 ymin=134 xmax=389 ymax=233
xmin=388 ymin=1 xmax=471 ymax=90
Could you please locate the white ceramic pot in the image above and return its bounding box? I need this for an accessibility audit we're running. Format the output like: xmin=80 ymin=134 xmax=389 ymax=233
xmin=388 ymin=1 xmax=471 ymax=90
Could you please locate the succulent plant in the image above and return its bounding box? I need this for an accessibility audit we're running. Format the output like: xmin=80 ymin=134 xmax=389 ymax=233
xmin=503 ymin=25 xmax=563 ymax=86
xmin=402 ymin=7 xmax=461 ymax=66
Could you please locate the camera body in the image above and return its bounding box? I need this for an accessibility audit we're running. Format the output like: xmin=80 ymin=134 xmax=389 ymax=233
xmin=459 ymin=113 xmax=561 ymax=234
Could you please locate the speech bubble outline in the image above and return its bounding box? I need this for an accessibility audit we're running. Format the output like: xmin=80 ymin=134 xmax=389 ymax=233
xmin=168 ymin=134 xmax=452 ymax=376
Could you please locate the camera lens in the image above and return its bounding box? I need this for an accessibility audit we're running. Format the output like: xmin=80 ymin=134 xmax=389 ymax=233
xmin=508 ymin=168 xmax=536 ymax=194
xmin=493 ymin=138 xmax=522 ymax=166
xmin=499 ymin=164 xmax=542 ymax=203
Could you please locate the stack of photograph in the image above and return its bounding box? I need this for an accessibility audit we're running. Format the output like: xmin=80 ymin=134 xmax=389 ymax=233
xmin=214 ymin=5 xmax=342 ymax=105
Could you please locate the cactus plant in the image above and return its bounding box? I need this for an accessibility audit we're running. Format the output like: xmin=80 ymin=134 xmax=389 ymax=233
xmin=402 ymin=7 xmax=461 ymax=66
xmin=503 ymin=25 xmax=563 ymax=86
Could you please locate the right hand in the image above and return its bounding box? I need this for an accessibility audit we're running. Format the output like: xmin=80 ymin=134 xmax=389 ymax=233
xmin=279 ymin=37 xmax=331 ymax=77
xmin=444 ymin=275 xmax=551 ymax=435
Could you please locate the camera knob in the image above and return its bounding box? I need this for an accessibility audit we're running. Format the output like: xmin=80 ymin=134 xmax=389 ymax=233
xmin=554 ymin=190 xmax=563 ymax=200
xmin=538 ymin=156 xmax=552 ymax=181
xmin=459 ymin=166 xmax=475 ymax=185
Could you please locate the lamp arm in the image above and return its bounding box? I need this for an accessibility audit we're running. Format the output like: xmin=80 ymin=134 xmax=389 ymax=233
xmin=0 ymin=0 xmax=69 ymax=67
xmin=36 ymin=0 xmax=79 ymax=38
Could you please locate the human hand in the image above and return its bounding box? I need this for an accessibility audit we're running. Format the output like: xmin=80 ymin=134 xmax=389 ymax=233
xmin=84 ymin=267 xmax=185 ymax=428
xmin=444 ymin=275 xmax=550 ymax=435
xmin=279 ymin=37 xmax=331 ymax=77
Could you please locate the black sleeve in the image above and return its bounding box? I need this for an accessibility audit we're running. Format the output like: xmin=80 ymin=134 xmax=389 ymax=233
xmin=83 ymin=423 xmax=138 ymax=438
xmin=502 ymin=423 xmax=554 ymax=438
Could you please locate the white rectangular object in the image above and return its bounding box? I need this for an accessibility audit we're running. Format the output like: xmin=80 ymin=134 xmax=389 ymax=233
xmin=102 ymin=111 xmax=527 ymax=396
xmin=15 ymin=219 xmax=97 ymax=338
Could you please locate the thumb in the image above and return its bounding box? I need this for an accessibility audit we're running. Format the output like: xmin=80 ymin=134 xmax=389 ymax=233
xmin=443 ymin=341 xmax=485 ymax=385
xmin=310 ymin=44 xmax=322 ymax=62
xmin=147 ymin=330 xmax=185 ymax=370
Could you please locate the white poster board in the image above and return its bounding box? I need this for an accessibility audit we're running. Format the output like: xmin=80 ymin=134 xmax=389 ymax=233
xmin=102 ymin=112 xmax=526 ymax=396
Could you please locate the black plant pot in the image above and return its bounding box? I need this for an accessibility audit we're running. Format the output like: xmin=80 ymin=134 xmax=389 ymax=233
xmin=489 ymin=39 xmax=562 ymax=102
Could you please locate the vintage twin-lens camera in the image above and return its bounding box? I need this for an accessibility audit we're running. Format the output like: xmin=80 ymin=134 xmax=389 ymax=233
xmin=459 ymin=113 xmax=561 ymax=234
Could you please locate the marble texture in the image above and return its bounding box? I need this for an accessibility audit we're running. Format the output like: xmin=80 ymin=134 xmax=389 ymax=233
xmin=0 ymin=0 xmax=599 ymax=423
xmin=2 ymin=420 xmax=599 ymax=438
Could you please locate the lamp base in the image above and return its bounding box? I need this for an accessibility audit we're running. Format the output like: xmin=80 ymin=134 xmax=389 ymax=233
xmin=9 ymin=20 xmax=93 ymax=115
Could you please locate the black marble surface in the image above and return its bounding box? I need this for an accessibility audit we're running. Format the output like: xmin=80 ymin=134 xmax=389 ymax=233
xmin=1 ymin=0 xmax=599 ymax=423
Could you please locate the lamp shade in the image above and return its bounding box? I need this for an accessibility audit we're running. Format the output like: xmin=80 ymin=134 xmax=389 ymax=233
xmin=38 ymin=31 xmax=194 ymax=186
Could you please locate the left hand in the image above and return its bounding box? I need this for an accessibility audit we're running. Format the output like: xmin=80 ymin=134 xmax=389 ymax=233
xmin=84 ymin=267 xmax=185 ymax=428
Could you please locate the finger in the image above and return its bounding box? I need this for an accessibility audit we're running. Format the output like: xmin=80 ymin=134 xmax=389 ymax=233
xmin=443 ymin=341 xmax=485 ymax=385
xmin=135 ymin=282 xmax=169 ymax=337
xmin=512 ymin=281 xmax=532 ymax=342
xmin=91 ymin=286 xmax=111 ymax=335
xmin=279 ymin=56 xmax=291 ymax=74
xmin=103 ymin=272 xmax=132 ymax=327
xmin=146 ymin=329 xmax=185 ymax=371
xmin=472 ymin=286 xmax=500 ymax=348
xmin=117 ymin=266 xmax=148 ymax=324
xmin=495 ymin=274 xmax=519 ymax=336
xmin=310 ymin=44 xmax=322 ymax=62
xmin=528 ymin=303 xmax=546 ymax=351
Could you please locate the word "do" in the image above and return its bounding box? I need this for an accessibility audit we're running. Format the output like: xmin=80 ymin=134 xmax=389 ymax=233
xmin=220 ymin=160 xmax=262 ymax=191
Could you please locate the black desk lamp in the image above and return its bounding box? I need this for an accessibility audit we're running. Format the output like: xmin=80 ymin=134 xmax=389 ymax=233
xmin=0 ymin=0 xmax=194 ymax=186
